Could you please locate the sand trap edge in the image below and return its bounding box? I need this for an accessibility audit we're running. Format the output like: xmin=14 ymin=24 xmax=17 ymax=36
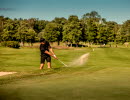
xmin=0 ymin=72 xmax=17 ymax=76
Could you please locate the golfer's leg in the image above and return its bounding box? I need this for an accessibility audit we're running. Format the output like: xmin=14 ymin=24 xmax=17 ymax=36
xmin=47 ymin=62 xmax=51 ymax=69
xmin=40 ymin=63 xmax=44 ymax=69
xmin=40 ymin=56 xmax=45 ymax=69
xmin=46 ymin=56 xmax=51 ymax=68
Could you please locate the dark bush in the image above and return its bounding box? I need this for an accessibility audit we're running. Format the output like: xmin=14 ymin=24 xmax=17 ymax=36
xmin=67 ymin=44 xmax=87 ymax=47
xmin=1 ymin=41 xmax=20 ymax=48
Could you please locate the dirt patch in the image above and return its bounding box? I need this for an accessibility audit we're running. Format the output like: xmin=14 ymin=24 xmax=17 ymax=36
xmin=0 ymin=72 xmax=17 ymax=76
xmin=70 ymin=53 xmax=90 ymax=67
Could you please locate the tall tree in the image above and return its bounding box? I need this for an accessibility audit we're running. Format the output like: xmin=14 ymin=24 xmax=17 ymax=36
xmin=106 ymin=21 xmax=119 ymax=47
xmin=97 ymin=24 xmax=108 ymax=45
xmin=120 ymin=20 xmax=130 ymax=43
xmin=0 ymin=16 xmax=6 ymax=41
xmin=43 ymin=23 xmax=61 ymax=44
xmin=26 ymin=28 xmax=37 ymax=46
xmin=16 ymin=20 xmax=29 ymax=46
xmin=1 ymin=18 xmax=17 ymax=41
xmin=34 ymin=19 xmax=48 ymax=33
xmin=63 ymin=15 xmax=82 ymax=46
xmin=52 ymin=17 xmax=67 ymax=45
xmin=82 ymin=11 xmax=102 ymax=45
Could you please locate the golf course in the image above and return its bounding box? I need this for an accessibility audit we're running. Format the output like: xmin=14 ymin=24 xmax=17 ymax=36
xmin=0 ymin=46 xmax=130 ymax=100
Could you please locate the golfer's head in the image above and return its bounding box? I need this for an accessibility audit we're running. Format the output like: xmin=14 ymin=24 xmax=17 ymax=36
xmin=40 ymin=38 xmax=45 ymax=44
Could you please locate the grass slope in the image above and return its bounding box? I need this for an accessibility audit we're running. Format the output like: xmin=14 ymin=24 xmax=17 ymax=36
xmin=0 ymin=47 xmax=130 ymax=100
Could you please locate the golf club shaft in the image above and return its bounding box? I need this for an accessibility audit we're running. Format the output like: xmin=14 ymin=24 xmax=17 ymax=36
xmin=58 ymin=59 xmax=68 ymax=67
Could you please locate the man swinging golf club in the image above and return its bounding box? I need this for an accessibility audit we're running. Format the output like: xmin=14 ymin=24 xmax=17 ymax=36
xmin=40 ymin=38 xmax=57 ymax=69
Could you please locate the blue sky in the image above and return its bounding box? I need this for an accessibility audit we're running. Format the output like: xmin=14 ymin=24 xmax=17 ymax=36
xmin=0 ymin=0 xmax=130 ymax=24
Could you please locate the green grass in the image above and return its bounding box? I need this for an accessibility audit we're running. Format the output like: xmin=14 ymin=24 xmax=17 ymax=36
xmin=0 ymin=46 xmax=130 ymax=100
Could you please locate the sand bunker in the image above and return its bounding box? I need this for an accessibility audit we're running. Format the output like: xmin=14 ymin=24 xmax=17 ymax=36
xmin=70 ymin=53 xmax=90 ymax=66
xmin=0 ymin=72 xmax=17 ymax=76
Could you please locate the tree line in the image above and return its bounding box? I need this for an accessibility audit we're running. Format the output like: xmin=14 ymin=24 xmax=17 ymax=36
xmin=0 ymin=11 xmax=130 ymax=47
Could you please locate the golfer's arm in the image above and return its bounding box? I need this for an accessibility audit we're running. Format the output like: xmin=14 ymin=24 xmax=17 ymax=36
xmin=49 ymin=48 xmax=55 ymax=55
xmin=44 ymin=50 xmax=53 ymax=56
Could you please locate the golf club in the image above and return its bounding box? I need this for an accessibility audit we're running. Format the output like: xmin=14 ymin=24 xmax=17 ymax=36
xmin=58 ymin=59 xmax=68 ymax=67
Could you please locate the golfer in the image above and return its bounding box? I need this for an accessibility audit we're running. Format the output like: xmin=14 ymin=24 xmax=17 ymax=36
xmin=40 ymin=38 xmax=57 ymax=69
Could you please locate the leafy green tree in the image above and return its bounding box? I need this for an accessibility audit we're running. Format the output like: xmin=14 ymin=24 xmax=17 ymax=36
xmin=82 ymin=11 xmax=101 ymax=23
xmin=1 ymin=18 xmax=17 ymax=41
xmin=16 ymin=20 xmax=29 ymax=46
xmin=52 ymin=17 xmax=67 ymax=45
xmin=38 ymin=29 xmax=44 ymax=39
xmin=120 ymin=20 xmax=130 ymax=43
xmin=34 ymin=19 xmax=49 ymax=33
xmin=26 ymin=28 xmax=37 ymax=46
xmin=97 ymin=24 xmax=108 ymax=45
xmin=27 ymin=18 xmax=36 ymax=29
xmin=1 ymin=11 xmax=130 ymax=48
xmin=106 ymin=21 xmax=119 ymax=47
xmin=43 ymin=23 xmax=61 ymax=44
xmin=0 ymin=16 xmax=4 ymax=41
xmin=52 ymin=17 xmax=67 ymax=25
xmin=63 ymin=15 xmax=82 ymax=46
xmin=81 ymin=11 xmax=102 ymax=46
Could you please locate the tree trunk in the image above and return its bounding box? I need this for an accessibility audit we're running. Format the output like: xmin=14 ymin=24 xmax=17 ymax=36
xmin=57 ymin=41 xmax=60 ymax=46
xmin=28 ymin=43 xmax=30 ymax=47
xmin=100 ymin=44 xmax=102 ymax=47
xmin=109 ymin=44 xmax=111 ymax=47
xmin=23 ymin=42 xmax=25 ymax=46
xmin=50 ymin=42 xmax=53 ymax=46
xmin=88 ymin=42 xmax=91 ymax=47
xmin=76 ymin=43 xmax=78 ymax=47
xmin=20 ymin=41 xmax=24 ymax=47
xmin=71 ymin=43 xmax=72 ymax=47
xmin=31 ymin=42 xmax=33 ymax=47
xmin=115 ymin=44 xmax=118 ymax=48
xmin=64 ymin=42 xmax=68 ymax=47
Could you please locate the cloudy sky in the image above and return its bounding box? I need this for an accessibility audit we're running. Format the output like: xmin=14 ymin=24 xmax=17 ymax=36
xmin=0 ymin=0 xmax=130 ymax=24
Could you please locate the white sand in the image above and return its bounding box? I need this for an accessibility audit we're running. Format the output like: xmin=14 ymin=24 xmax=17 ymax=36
xmin=70 ymin=53 xmax=90 ymax=66
xmin=0 ymin=72 xmax=17 ymax=76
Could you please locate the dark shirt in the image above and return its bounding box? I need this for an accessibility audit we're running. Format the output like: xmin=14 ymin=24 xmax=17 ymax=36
xmin=40 ymin=41 xmax=51 ymax=56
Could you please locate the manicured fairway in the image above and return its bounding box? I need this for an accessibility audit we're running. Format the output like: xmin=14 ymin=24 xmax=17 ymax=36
xmin=0 ymin=47 xmax=130 ymax=100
